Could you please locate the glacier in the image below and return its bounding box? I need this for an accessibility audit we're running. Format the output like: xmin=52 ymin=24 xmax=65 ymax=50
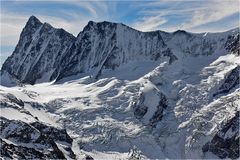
xmin=0 ymin=16 xmax=239 ymax=159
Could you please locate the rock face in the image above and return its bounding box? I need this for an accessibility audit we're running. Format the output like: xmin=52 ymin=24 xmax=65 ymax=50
xmin=1 ymin=16 xmax=239 ymax=84
xmin=0 ymin=90 xmax=76 ymax=159
xmin=213 ymin=66 xmax=240 ymax=97
xmin=202 ymin=111 xmax=239 ymax=159
xmin=30 ymin=121 xmax=73 ymax=144
xmin=55 ymin=21 xmax=168 ymax=80
xmin=0 ymin=117 xmax=75 ymax=159
xmin=225 ymin=31 xmax=240 ymax=55
xmin=132 ymin=87 xmax=167 ymax=127
xmin=1 ymin=16 xmax=76 ymax=84
xmin=132 ymin=92 xmax=148 ymax=119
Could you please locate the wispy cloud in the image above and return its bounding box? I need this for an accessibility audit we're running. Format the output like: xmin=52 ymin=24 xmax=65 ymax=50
xmin=131 ymin=0 xmax=239 ymax=32
xmin=132 ymin=16 xmax=167 ymax=31
xmin=0 ymin=12 xmax=87 ymax=46
xmin=182 ymin=0 xmax=239 ymax=31
xmin=0 ymin=1 xmax=112 ymax=47
xmin=0 ymin=0 xmax=239 ymax=67
xmin=1 ymin=12 xmax=28 ymax=46
xmin=1 ymin=1 xmax=239 ymax=48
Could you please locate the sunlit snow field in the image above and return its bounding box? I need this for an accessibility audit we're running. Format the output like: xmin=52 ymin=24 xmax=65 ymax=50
xmin=1 ymin=52 xmax=239 ymax=159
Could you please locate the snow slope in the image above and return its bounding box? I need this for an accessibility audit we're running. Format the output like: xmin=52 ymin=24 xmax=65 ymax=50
xmin=1 ymin=52 xmax=239 ymax=159
xmin=0 ymin=16 xmax=239 ymax=159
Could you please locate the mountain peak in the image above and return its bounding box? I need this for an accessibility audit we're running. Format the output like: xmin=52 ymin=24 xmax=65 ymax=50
xmin=79 ymin=20 xmax=118 ymax=36
xmin=173 ymin=30 xmax=189 ymax=35
xmin=85 ymin=20 xmax=118 ymax=28
xmin=28 ymin=15 xmax=40 ymax=21
xmin=81 ymin=20 xmax=97 ymax=32
xmin=87 ymin=20 xmax=96 ymax=26
xmin=22 ymin=16 xmax=43 ymax=35
xmin=2 ymin=16 xmax=239 ymax=85
xmin=27 ymin=15 xmax=42 ymax=26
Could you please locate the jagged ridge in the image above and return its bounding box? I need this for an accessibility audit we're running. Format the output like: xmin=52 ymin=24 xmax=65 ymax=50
xmin=1 ymin=16 xmax=239 ymax=84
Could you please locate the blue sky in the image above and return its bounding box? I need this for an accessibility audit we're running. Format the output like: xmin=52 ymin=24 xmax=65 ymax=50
xmin=1 ymin=0 xmax=239 ymax=67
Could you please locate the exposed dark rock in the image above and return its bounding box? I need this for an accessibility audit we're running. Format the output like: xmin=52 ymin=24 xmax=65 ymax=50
xmin=225 ymin=31 xmax=240 ymax=56
xmin=0 ymin=94 xmax=24 ymax=111
xmin=149 ymin=93 xmax=167 ymax=127
xmin=83 ymin=154 xmax=94 ymax=160
xmin=162 ymin=48 xmax=178 ymax=64
xmin=202 ymin=111 xmax=239 ymax=159
xmin=1 ymin=16 xmax=76 ymax=85
xmin=132 ymin=90 xmax=168 ymax=127
xmin=213 ymin=66 xmax=240 ymax=97
xmin=30 ymin=121 xmax=73 ymax=144
xmin=1 ymin=138 xmax=45 ymax=159
xmin=2 ymin=93 xmax=24 ymax=107
xmin=132 ymin=93 xmax=148 ymax=119
xmin=0 ymin=117 xmax=76 ymax=159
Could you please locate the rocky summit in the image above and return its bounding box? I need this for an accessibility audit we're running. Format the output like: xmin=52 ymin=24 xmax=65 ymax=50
xmin=2 ymin=16 xmax=239 ymax=85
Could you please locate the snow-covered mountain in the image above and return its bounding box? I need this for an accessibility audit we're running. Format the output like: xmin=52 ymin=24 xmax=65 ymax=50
xmin=0 ymin=16 xmax=239 ymax=159
xmin=2 ymin=16 xmax=238 ymax=84
xmin=1 ymin=16 xmax=76 ymax=84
